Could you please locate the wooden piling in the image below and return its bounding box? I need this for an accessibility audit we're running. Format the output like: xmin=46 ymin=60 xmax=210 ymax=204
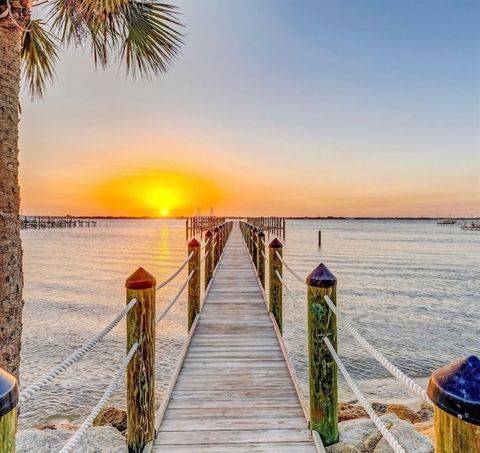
xmin=188 ymin=239 xmax=201 ymax=331
xmin=252 ymin=227 xmax=258 ymax=269
xmin=125 ymin=267 xmax=156 ymax=453
xmin=427 ymin=355 xmax=480 ymax=453
xmin=257 ymin=231 xmax=266 ymax=288
xmin=318 ymin=230 xmax=322 ymax=247
xmin=204 ymin=230 xmax=214 ymax=290
xmin=213 ymin=227 xmax=220 ymax=268
xmin=268 ymin=238 xmax=283 ymax=333
xmin=306 ymin=263 xmax=338 ymax=446
xmin=0 ymin=368 xmax=19 ymax=453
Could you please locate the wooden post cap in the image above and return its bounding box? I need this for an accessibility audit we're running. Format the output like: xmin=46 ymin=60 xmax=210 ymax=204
xmin=252 ymin=227 xmax=258 ymax=233
xmin=427 ymin=355 xmax=480 ymax=425
xmin=188 ymin=238 xmax=201 ymax=248
xmin=125 ymin=267 xmax=156 ymax=290
xmin=258 ymin=231 xmax=265 ymax=238
xmin=213 ymin=227 xmax=220 ymax=232
xmin=0 ymin=368 xmax=18 ymax=417
xmin=269 ymin=238 xmax=283 ymax=248
xmin=205 ymin=230 xmax=213 ymax=238
xmin=306 ymin=263 xmax=336 ymax=288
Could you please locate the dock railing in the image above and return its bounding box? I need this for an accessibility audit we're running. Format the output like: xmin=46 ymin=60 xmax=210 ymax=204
xmin=0 ymin=221 xmax=233 ymax=453
xmin=239 ymin=220 xmax=480 ymax=453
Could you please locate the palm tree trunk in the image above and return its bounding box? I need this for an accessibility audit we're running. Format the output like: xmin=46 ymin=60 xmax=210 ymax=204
xmin=0 ymin=19 xmax=24 ymax=381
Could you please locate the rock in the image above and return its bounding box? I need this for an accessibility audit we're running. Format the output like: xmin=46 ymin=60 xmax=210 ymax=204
xmin=416 ymin=402 xmax=434 ymax=422
xmin=373 ymin=418 xmax=434 ymax=453
xmin=93 ymin=406 xmax=127 ymax=434
xmin=326 ymin=442 xmax=361 ymax=452
xmin=385 ymin=403 xmax=422 ymax=424
xmin=17 ymin=426 xmax=126 ymax=453
xmin=338 ymin=402 xmax=368 ymax=422
xmin=413 ymin=421 xmax=435 ymax=442
xmin=371 ymin=402 xmax=387 ymax=415
xmin=337 ymin=414 xmax=398 ymax=452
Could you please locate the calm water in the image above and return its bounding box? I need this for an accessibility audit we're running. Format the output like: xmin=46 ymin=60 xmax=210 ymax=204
xmin=19 ymin=220 xmax=479 ymax=428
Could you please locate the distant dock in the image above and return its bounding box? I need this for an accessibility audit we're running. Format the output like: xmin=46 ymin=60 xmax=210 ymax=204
xmin=20 ymin=216 xmax=98 ymax=229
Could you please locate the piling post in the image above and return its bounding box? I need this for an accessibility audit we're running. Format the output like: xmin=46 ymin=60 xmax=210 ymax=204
xmin=0 ymin=369 xmax=19 ymax=453
xmin=126 ymin=267 xmax=156 ymax=452
xmin=427 ymin=355 xmax=480 ymax=452
xmin=257 ymin=231 xmax=266 ymax=288
xmin=252 ymin=227 xmax=258 ymax=269
xmin=213 ymin=227 xmax=220 ymax=268
xmin=268 ymin=238 xmax=283 ymax=332
xmin=204 ymin=230 xmax=214 ymax=290
xmin=306 ymin=263 xmax=338 ymax=446
xmin=248 ymin=225 xmax=253 ymax=257
xmin=318 ymin=230 xmax=322 ymax=247
xmin=188 ymin=239 xmax=201 ymax=331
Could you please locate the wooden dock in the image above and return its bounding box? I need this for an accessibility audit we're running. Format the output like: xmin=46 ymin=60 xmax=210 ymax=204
xmin=153 ymin=225 xmax=317 ymax=452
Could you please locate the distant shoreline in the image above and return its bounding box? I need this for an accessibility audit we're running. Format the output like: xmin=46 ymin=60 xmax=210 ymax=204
xmin=19 ymin=215 xmax=480 ymax=221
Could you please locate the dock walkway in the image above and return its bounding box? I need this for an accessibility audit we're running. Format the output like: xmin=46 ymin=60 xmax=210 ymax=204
xmin=154 ymin=225 xmax=316 ymax=452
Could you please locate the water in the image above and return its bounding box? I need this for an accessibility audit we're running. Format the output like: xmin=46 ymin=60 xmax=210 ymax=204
xmin=19 ymin=219 xmax=479 ymax=428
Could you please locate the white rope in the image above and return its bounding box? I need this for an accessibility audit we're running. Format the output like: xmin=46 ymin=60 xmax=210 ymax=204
xmin=261 ymin=249 xmax=267 ymax=260
xmin=276 ymin=251 xmax=305 ymax=285
xmin=324 ymin=295 xmax=431 ymax=404
xmin=19 ymin=297 xmax=138 ymax=404
xmin=155 ymin=252 xmax=193 ymax=290
xmin=58 ymin=343 xmax=138 ymax=453
xmin=324 ymin=338 xmax=406 ymax=453
xmin=201 ymin=250 xmax=210 ymax=264
xmin=156 ymin=270 xmax=195 ymax=324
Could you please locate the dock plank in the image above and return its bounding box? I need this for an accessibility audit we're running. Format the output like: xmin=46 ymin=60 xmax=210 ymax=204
xmin=153 ymin=224 xmax=316 ymax=451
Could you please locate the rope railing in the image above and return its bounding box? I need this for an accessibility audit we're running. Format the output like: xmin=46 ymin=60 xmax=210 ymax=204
xmin=200 ymin=250 xmax=210 ymax=264
xmin=155 ymin=252 xmax=194 ymax=291
xmin=156 ymin=270 xmax=195 ymax=325
xmin=275 ymin=251 xmax=304 ymax=284
xmin=324 ymin=338 xmax=406 ymax=453
xmin=323 ymin=295 xmax=431 ymax=404
xmin=19 ymin=297 xmax=138 ymax=404
xmin=58 ymin=342 xmax=139 ymax=453
xmin=276 ymin=260 xmax=430 ymax=404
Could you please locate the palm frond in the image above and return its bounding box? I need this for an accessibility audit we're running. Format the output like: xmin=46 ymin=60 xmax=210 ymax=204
xmin=118 ymin=2 xmax=183 ymax=77
xmin=21 ymin=19 xmax=59 ymax=99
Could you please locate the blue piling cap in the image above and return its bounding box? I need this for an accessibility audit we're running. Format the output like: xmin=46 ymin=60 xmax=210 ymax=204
xmin=306 ymin=263 xmax=336 ymax=288
xmin=427 ymin=355 xmax=480 ymax=425
xmin=0 ymin=368 xmax=19 ymax=416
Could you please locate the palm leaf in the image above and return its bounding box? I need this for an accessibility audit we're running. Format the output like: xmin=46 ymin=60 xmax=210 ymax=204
xmin=118 ymin=2 xmax=183 ymax=77
xmin=21 ymin=19 xmax=59 ymax=99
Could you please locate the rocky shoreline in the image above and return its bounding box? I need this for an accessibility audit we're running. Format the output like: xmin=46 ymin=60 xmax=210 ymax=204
xmin=17 ymin=401 xmax=434 ymax=452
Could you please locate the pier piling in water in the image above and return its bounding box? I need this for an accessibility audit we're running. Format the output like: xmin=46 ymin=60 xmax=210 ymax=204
xmin=125 ymin=267 xmax=156 ymax=452
xmin=306 ymin=263 xmax=338 ymax=446
xmin=318 ymin=230 xmax=322 ymax=247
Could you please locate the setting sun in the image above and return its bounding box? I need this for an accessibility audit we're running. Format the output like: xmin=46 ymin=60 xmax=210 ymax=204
xmin=93 ymin=169 xmax=223 ymax=217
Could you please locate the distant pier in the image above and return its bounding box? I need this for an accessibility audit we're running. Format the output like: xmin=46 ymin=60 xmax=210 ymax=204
xmin=20 ymin=216 xmax=98 ymax=229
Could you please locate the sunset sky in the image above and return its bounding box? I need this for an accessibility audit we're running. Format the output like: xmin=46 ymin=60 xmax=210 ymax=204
xmin=20 ymin=0 xmax=479 ymax=217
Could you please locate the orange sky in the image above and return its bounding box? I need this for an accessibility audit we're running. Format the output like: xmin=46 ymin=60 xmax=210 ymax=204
xmin=19 ymin=1 xmax=480 ymax=218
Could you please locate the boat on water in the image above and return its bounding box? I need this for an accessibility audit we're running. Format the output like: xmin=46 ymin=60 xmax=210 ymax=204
xmin=461 ymin=221 xmax=480 ymax=231
xmin=437 ymin=219 xmax=456 ymax=225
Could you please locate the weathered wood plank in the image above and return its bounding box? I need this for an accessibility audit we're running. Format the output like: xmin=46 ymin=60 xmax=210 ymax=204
xmin=155 ymin=429 xmax=313 ymax=445
xmin=154 ymin=443 xmax=317 ymax=452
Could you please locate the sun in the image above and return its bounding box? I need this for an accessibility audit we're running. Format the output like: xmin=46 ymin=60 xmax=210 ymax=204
xmin=160 ymin=208 xmax=169 ymax=217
